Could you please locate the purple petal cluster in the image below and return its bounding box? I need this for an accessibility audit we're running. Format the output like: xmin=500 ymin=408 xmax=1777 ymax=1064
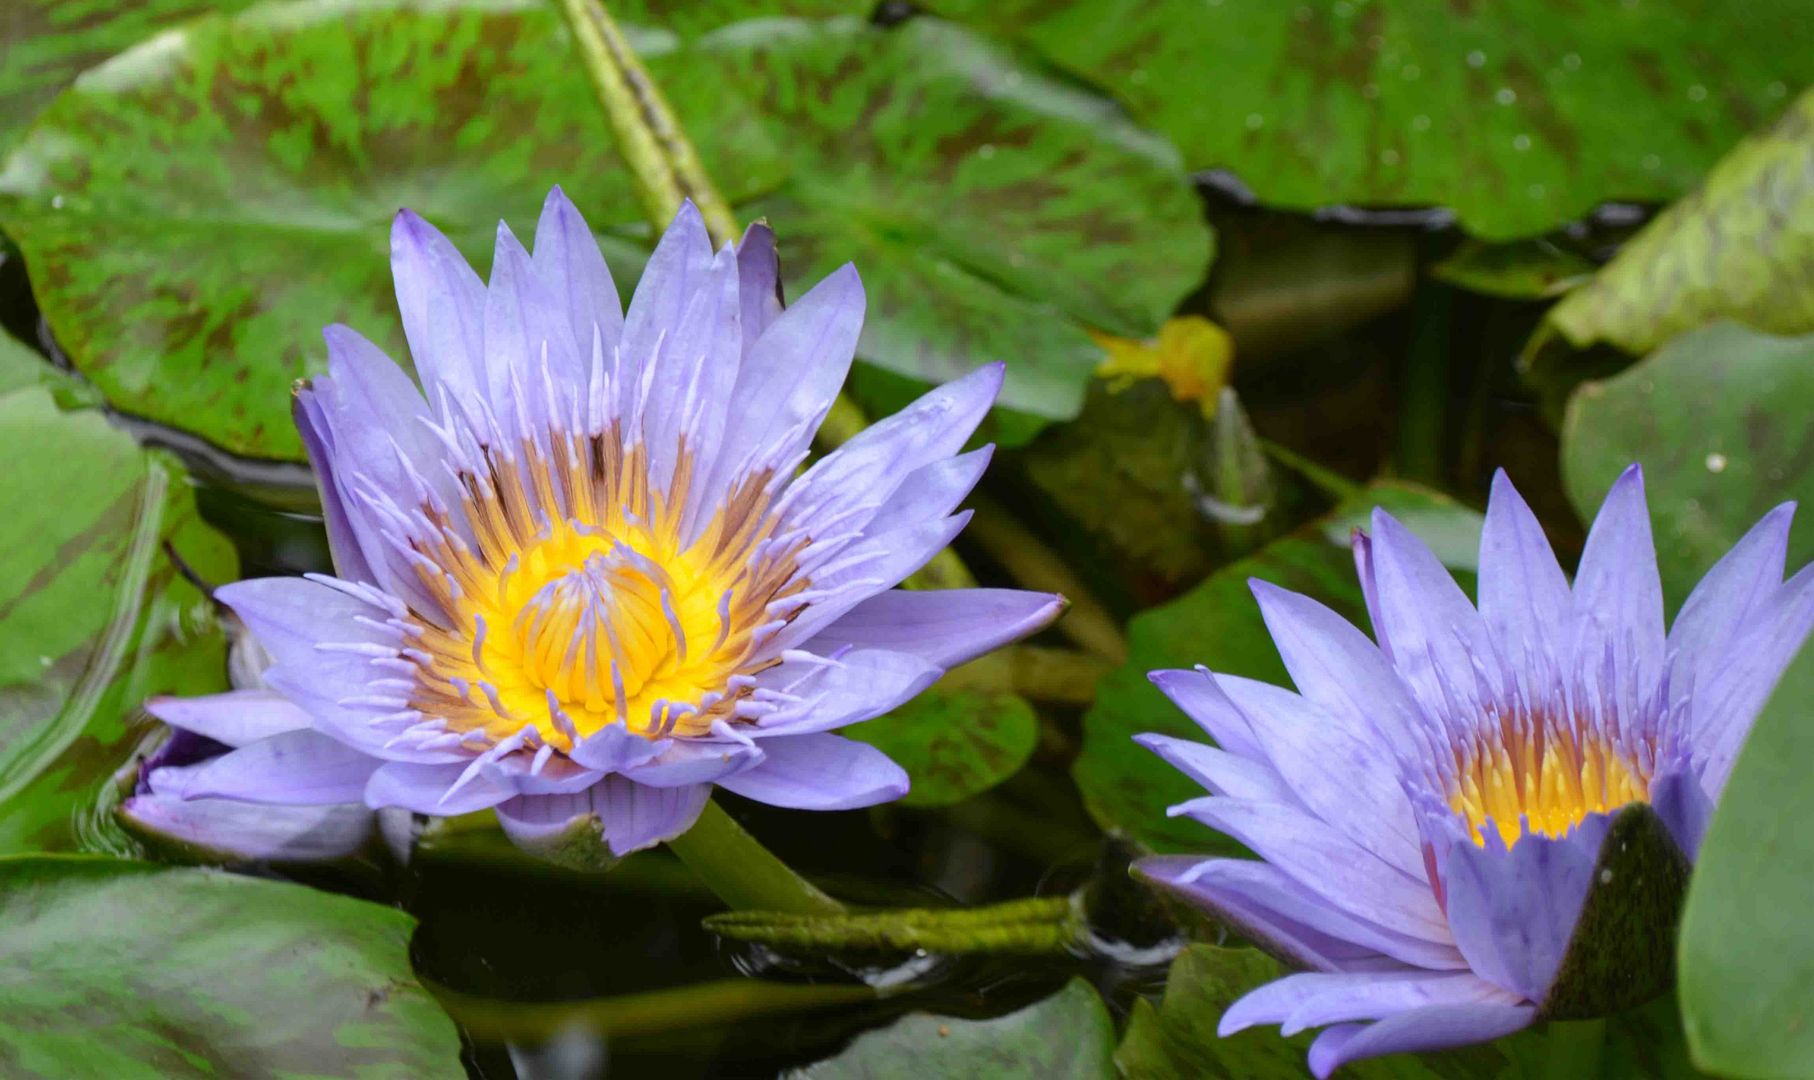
xmin=139 ymin=188 xmax=1060 ymax=859
xmin=1139 ymin=468 xmax=1814 ymax=1075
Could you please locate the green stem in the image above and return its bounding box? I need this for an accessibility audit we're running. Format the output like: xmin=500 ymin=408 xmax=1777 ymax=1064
xmin=556 ymin=0 xmax=740 ymax=245
xmin=428 ymin=976 xmax=874 ymax=1044
xmin=667 ymin=798 xmax=844 ymax=915
xmin=1259 ymin=437 xmax=1362 ymax=502
xmin=703 ymin=895 xmax=1082 ymax=954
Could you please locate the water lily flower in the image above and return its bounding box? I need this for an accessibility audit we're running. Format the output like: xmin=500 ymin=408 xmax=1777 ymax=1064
xmin=1137 ymin=468 xmax=1814 ymax=1076
xmin=142 ymin=188 xmax=1061 ymax=858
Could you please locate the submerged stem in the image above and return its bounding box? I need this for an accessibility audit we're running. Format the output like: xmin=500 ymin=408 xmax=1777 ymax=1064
xmin=667 ymin=798 xmax=845 ymax=915
xmin=703 ymin=895 xmax=1083 ymax=954
xmin=964 ymin=493 xmax=1127 ymax=665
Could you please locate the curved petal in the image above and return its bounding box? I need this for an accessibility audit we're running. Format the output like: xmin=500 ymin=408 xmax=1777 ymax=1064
xmin=716 ymin=733 xmax=908 ymax=810
xmin=498 ymin=778 xmax=709 ymax=857
xmin=1305 ymin=1003 xmax=1536 ymax=1079
xmin=531 ymin=185 xmax=622 ymax=358
xmin=803 ymin=588 xmax=1065 ymax=670
xmin=566 ymin=721 xmax=670 ymax=774
xmin=746 ymin=649 xmax=944 ymax=737
xmin=1571 ymin=465 xmax=1665 ymax=699
xmin=365 ymin=761 xmax=515 ymax=815
xmin=1435 ymin=812 xmax=1610 ymax=1001
xmin=174 ymin=729 xmax=379 ymax=806
xmin=1650 ymin=770 xmax=1713 ymax=862
xmin=859 ymin=446 xmax=992 ymax=538
xmin=1363 ymin=507 xmax=1494 ymax=721
xmin=1478 ymin=469 xmax=1573 ymax=685
xmin=618 ymin=200 xmax=713 ymax=417
xmin=1281 ymin=970 xmax=1518 ymax=1036
xmin=144 ymin=690 xmax=312 ymax=748
xmin=1137 ymin=856 xmax=1464 ymax=973
xmin=1692 ymin=560 xmax=1814 ymax=794
xmin=294 ymin=389 xmax=375 ymax=585
xmin=621 ymin=736 xmax=765 ymax=787
xmin=1249 ymin=581 xmax=1429 ymax=761
xmin=1217 ymin=674 xmax=1423 ymax=878
xmin=1148 ymin=667 xmax=1262 ymax=762
xmin=391 ymin=207 xmax=487 ymax=405
xmin=120 ymin=793 xmax=373 ymax=862
xmin=1177 ymin=798 xmax=1450 ymax=943
xmin=1136 ymin=735 xmax=1298 ymax=804
xmin=734 ymin=221 xmax=782 ymax=351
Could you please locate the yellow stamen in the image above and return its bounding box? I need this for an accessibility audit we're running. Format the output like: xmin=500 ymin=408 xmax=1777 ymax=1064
xmin=403 ymin=427 xmax=803 ymax=748
xmin=1449 ymin=727 xmax=1650 ymax=847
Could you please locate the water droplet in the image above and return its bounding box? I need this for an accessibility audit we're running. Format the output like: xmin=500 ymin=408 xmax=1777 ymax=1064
xmin=1562 ymin=52 xmax=1582 ymax=71
xmin=1599 ymin=868 xmax=1614 ymax=884
xmin=1513 ymin=134 xmax=1532 ymax=151
xmin=1130 ymin=68 xmax=1149 ymax=85
xmin=1687 ymin=84 xmax=1708 ymax=102
xmin=1705 ymin=452 xmax=1728 ymax=474
xmin=977 ymin=144 xmax=996 ymax=160
xmin=1643 ymin=153 xmax=1662 ymax=170
xmin=1466 ymin=49 xmax=1487 ymax=69
xmin=38 ymin=656 xmax=51 ymax=667
xmin=1246 ymin=112 xmax=1265 ymax=130
xmin=1380 ymin=149 xmax=1400 ymax=165
xmin=1412 ymin=114 xmax=1432 ymax=132
xmin=1495 ymin=87 xmax=1517 ymax=105
xmin=49 ymin=194 xmax=64 ymax=210
xmin=1002 ymin=71 xmax=1023 ymax=88
xmin=1008 ymin=252 xmax=1026 ymax=267
xmin=1402 ymin=63 xmax=1421 ymax=80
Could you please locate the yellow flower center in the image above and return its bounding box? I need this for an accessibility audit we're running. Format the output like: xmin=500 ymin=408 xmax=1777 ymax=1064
xmin=1449 ymin=730 xmax=1651 ymax=847
xmin=402 ymin=430 xmax=805 ymax=748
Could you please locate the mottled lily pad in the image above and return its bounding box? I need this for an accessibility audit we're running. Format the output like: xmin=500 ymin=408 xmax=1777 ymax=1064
xmin=1560 ymin=323 xmax=1814 ymax=607
xmin=0 ymin=855 xmax=462 ymax=1077
xmin=665 ymin=16 xmax=1211 ymax=428
xmin=1 ymin=3 xmax=1207 ymax=459
xmin=790 ymin=977 xmax=1114 ymax=1079
xmin=0 ymin=387 xmax=233 ymax=855
xmin=1074 ymin=482 xmax=1479 ymax=853
xmin=1546 ymin=86 xmax=1814 ymax=357
xmin=922 ymin=0 xmax=1813 ymax=240
xmin=0 ymin=0 xmax=261 ymax=155
xmin=846 ymin=669 xmax=1038 ymax=809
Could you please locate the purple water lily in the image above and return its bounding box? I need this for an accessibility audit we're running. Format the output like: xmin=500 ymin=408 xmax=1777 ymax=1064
xmin=141 ymin=188 xmax=1061 ymax=859
xmin=1137 ymin=468 xmax=1814 ymax=1075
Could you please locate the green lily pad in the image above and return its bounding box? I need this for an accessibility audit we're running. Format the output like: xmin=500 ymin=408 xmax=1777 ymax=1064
xmin=0 ymin=0 xmax=767 ymax=460
xmin=0 ymin=0 xmax=262 ymax=155
xmin=846 ymin=667 xmax=1038 ymax=809
xmin=921 ymin=0 xmax=1813 ymax=240
xmin=1074 ymin=482 xmax=1480 ymax=853
xmin=790 ymin=976 xmax=1114 ymax=1079
xmin=0 ymin=387 xmax=233 ymax=855
xmin=0 ymin=854 xmax=461 ymax=1077
xmin=0 ymin=330 xmax=97 ymax=407
xmin=1546 ymin=87 xmax=1814 ymax=357
xmin=1678 ymin=645 xmax=1814 ymax=1077
xmin=665 ymin=15 xmax=1211 ymax=429
xmin=1560 ymin=323 xmax=1814 ymax=608
xmin=2 ymin=4 xmax=1207 ymax=460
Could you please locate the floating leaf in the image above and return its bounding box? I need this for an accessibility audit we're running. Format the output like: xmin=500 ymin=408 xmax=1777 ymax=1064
xmin=1560 ymin=323 xmax=1814 ymax=607
xmin=667 ymin=16 xmax=1211 ymax=428
xmin=846 ymin=664 xmax=1037 ymax=809
xmin=790 ymin=977 xmax=1115 ymax=1079
xmin=0 ymin=330 xmax=96 ymax=407
xmin=0 ymin=0 xmax=262 ymax=154
xmin=1679 ymin=646 xmax=1814 ymax=1078
xmin=1074 ymin=482 xmax=1480 ymax=852
xmin=1433 ymin=239 xmax=1595 ymax=300
xmin=1 ymin=4 xmax=1207 ymax=459
xmin=0 ymin=0 xmax=766 ymax=459
xmin=0 ymin=855 xmax=462 ymax=1076
xmin=1545 ymin=87 xmax=1814 ymax=357
xmin=922 ymin=0 xmax=1813 ymax=240
xmin=0 ymin=387 xmax=233 ymax=855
